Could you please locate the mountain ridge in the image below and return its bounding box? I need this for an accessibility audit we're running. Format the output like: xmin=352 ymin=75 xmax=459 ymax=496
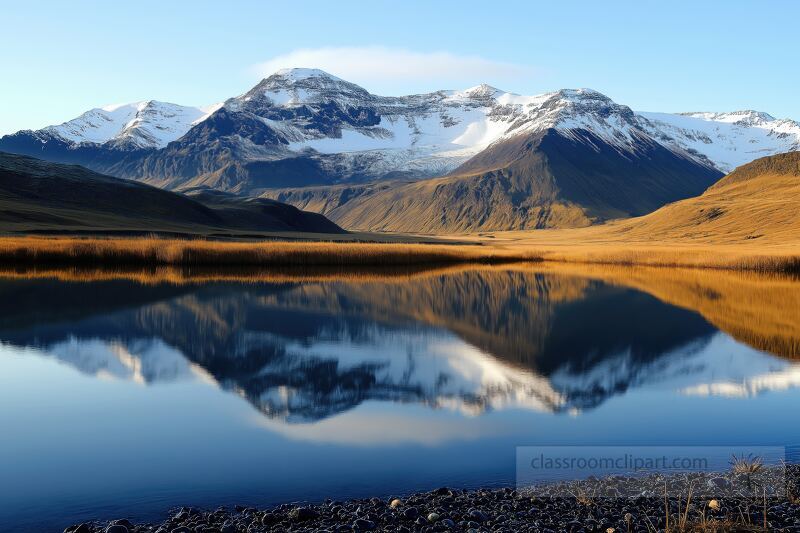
xmin=0 ymin=151 xmax=343 ymax=235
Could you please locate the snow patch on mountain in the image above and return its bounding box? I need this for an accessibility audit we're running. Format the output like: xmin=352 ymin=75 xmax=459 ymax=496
xmin=639 ymin=110 xmax=800 ymax=172
xmin=44 ymin=100 xmax=221 ymax=149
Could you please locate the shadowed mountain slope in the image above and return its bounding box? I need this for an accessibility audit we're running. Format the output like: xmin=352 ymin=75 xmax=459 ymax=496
xmin=0 ymin=152 xmax=343 ymax=234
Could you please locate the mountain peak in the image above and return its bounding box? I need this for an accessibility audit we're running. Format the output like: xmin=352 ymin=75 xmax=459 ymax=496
xmin=552 ymin=88 xmax=612 ymax=102
xmin=41 ymin=100 xmax=217 ymax=149
xmin=460 ymin=83 xmax=503 ymax=97
xmin=240 ymin=68 xmax=370 ymax=107
xmin=269 ymin=67 xmax=344 ymax=83
xmin=538 ymin=88 xmax=636 ymax=127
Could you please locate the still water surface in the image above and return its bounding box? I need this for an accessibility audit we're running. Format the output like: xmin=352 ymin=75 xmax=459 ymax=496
xmin=1 ymin=266 xmax=799 ymax=531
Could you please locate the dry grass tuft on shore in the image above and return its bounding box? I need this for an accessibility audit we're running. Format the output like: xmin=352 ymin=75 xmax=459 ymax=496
xmin=0 ymin=236 xmax=538 ymax=267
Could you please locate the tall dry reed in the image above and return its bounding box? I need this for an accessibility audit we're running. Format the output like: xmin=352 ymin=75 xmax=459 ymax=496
xmin=0 ymin=236 xmax=537 ymax=267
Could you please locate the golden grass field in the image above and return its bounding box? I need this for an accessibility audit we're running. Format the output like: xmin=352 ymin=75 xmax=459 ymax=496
xmin=0 ymin=235 xmax=539 ymax=267
xmin=479 ymin=236 xmax=800 ymax=272
xmin=0 ymin=232 xmax=797 ymax=273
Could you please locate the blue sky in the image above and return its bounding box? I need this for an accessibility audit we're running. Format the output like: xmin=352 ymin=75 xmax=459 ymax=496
xmin=1 ymin=0 xmax=798 ymax=135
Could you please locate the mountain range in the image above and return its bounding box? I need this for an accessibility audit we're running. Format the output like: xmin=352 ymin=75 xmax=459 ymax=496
xmin=2 ymin=68 xmax=799 ymax=232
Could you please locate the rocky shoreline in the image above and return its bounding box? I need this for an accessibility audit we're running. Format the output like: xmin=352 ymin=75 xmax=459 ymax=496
xmin=65 ymin=467 xmax=800 ymax=533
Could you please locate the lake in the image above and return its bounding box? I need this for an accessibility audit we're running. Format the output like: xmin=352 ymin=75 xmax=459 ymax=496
xmin=1 ymin=265 xmax=799 ymax=532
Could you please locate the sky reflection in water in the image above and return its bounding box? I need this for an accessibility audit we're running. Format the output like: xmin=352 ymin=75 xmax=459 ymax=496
xmin=1 ymin=267 xmax=799 ymax=531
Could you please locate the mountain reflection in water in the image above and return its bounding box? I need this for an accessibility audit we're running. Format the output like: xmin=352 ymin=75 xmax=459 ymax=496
xmin=1 ymin=266 xmax=798 ymax=423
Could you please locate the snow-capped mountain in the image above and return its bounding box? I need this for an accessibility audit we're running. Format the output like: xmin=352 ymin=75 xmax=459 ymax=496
xmin=203 ymin=71 xmax=696 ymax=182
xmin=30 ymin=100 xmax=221 ymax=150
xmin=2 ymin=68 xmax=796 ymax=177
xmin=640 ymin=110 xmax=800 ymax=172
xmin=232 ymin=71 xmax=662 ymax=175
xmin=218 ymin=68 xmax=520 ymax=176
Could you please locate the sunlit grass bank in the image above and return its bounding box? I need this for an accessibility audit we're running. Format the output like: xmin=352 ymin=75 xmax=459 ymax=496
xmin=531 ymin=244 xmax=800 ymax=274
xmin=0 ymin=236 xmax=537 ymax=267
xmin=1 ymin=234 xmax=799 ymax=274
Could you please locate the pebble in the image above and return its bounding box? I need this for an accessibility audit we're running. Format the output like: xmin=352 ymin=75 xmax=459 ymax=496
xmin=353 ymin=517 xmax=375 ymax=530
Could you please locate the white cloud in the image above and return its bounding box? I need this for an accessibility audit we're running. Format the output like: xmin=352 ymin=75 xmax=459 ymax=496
xmin=251 ymin=46 xmax=534 ymax=94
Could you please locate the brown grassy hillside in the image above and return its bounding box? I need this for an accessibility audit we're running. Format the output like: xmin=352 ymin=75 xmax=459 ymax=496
xmin=599 ymin=151 xmax=800 ymax=244
xmin=262 ymin=129 xmax=721 ymax=233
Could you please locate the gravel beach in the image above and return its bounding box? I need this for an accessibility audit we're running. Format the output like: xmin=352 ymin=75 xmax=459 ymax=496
xmin=64 ymin=467 xmax=800 ymax=533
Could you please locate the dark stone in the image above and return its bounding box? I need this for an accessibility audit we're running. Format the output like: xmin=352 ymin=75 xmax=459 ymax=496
xmin=468 ymin=509 xmax=488 ymax=522
xmin=288 ymin=506 xmax=319 ymax=522
xmin=260 ymin=512 xmax=278 ymax=525
xmin=353 ymin=518 xmax=376 ymax=530
xmin=709 ymin=477 xmax=731 ymax=490
xmin=403 ymin=506 xmax=420 ymax=520
xmin=65 ymin=525 xmax=92 ymax=533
